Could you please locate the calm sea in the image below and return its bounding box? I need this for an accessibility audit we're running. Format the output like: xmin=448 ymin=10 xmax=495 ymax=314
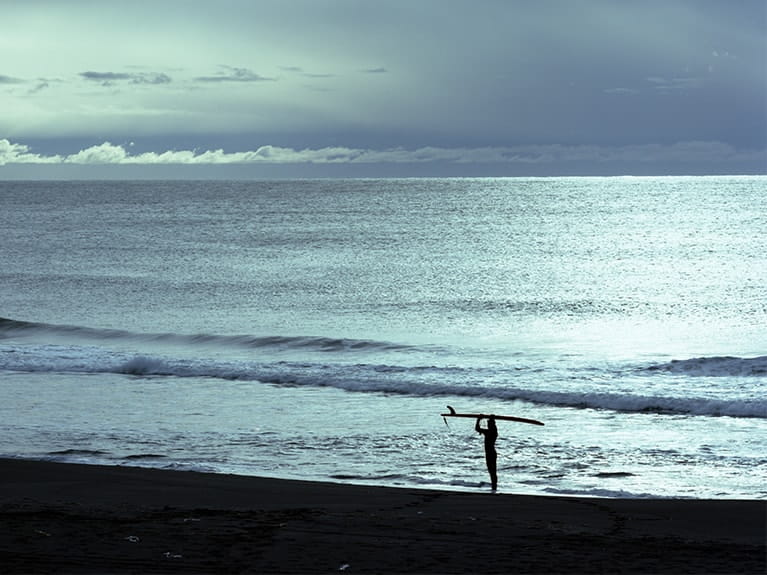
xmin=1 ymin=176 xmax=765 ymax=498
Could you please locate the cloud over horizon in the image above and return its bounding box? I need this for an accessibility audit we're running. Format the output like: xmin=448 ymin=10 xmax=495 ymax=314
xmin=2 ymin=139 xmax=762 ymax=172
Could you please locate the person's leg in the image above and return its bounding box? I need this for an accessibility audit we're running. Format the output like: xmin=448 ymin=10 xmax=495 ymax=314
xmin=486 ymin=453 xmax=498 ymax=490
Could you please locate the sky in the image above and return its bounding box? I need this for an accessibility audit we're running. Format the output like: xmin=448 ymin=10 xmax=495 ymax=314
xmin=1 ymin=0 xmax=765 ymax=178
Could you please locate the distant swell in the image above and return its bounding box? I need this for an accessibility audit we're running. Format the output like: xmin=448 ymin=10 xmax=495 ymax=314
xmin=47 ymin=449 xmax=108 ymax=457
xmin=0 ymin=316 xmax=412 ymax=353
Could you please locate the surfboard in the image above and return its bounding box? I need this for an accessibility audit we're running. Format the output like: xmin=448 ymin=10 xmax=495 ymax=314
xmin=440 ymin=405 xmax=544 ymax=426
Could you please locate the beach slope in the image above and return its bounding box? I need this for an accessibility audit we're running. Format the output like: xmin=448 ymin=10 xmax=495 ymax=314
xmin=0 ymin=459 xmax=764 ymax=573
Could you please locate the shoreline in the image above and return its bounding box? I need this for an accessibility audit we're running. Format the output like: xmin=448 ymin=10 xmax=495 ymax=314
xmin=0 ymin=458 xmax=764 ymax=574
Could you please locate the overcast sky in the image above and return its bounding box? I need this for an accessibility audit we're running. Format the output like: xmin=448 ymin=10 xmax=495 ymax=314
xmin=1 ymin=0 xmax=765 ymax=177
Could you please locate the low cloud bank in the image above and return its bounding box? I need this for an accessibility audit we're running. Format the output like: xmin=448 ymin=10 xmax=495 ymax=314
xmin=0 ymin=139 xmax=762 ymax=169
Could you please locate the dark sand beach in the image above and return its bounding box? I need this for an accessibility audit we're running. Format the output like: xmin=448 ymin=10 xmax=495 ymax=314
xmin=0 ymin=459 xmax=764 ymax=574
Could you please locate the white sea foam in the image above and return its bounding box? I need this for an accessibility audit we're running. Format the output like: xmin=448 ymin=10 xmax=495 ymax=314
xmin=542 ymin=487 xmax=679 ymax=499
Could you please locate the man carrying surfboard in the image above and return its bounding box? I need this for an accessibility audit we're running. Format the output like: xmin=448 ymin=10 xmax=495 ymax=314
xmin=475 ymin=415 xmax=498 ymax=490
xmin=440 ymin=406 xmax=543 ymax=491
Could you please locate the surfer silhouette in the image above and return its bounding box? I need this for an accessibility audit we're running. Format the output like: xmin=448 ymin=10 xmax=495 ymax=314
xmin=475 ymin=415 xmax=498 ymax=490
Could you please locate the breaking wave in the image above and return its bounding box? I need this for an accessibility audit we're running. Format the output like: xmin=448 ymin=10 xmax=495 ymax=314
xmin=1 ymin=341 xmax=764 ymax=419
xmin=647 ymin=355 xmax=767 ymax=377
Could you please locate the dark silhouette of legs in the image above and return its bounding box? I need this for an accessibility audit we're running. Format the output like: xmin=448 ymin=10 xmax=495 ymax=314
xmin=486 ymin=450 xmax=497 ymax=490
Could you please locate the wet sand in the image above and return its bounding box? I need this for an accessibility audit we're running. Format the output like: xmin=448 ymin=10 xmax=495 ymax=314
xmin=0 ymin=458 xmax=764 ymax=573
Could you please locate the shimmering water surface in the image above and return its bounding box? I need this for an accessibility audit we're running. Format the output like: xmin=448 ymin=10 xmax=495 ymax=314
xmin=1 ymin=177 xmax=765 ymax=498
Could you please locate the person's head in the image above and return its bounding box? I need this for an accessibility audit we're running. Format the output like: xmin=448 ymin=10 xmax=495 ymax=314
xmin=488 ymin=416 xmax=496 ymax=429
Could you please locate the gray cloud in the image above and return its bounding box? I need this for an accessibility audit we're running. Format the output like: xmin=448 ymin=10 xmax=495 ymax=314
xmin=646 ymin=76 xmax=703 ymax=94
xmin=194 ymin=66 xmax=274 ymax=83
xmin=603 ymin=87 xmax=639 ymax=96
xmin=28 ymin=81 xmax=50 ymax=95
xmin=0 ymin=74 xmax=24 ymax=84
xmin=303 ymin=72 xmax=335 ymax=79
xmin=280 ymin=66 xmax=334 ymax=79
xmin=80 ymin=71 xmax=132 ymax=82
xmin=80 ymin=71 xmax=172 ymax=86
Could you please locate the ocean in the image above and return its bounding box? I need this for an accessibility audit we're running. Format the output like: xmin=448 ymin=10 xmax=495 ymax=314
xmin=1 ymin=176 xmax=765 ymax=499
